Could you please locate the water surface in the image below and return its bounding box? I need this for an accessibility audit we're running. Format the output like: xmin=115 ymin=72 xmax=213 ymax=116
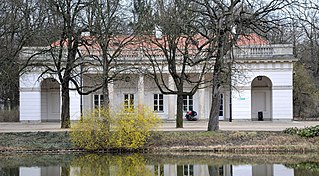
xmin=0 ymin=153 xmax=318 ymax=176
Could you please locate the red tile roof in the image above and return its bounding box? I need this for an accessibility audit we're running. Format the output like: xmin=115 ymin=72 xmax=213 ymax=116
xmin=237 ymin=33 xmax=269 ymax=46
xmin=51 ymin=33 xmax=269 ymax=56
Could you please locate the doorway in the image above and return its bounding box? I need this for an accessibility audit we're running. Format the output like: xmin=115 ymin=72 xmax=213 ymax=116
xmin=41 ymin=78 xmax=60 ymax=121
xmin=251 ymin=76 xmax=272 ymax=121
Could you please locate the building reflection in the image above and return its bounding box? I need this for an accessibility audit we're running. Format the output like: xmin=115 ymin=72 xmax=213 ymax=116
xmin=7 ymin=163 xmax=316 ymax=176
xmin=151 ymin=164 xmax=294 ymax=176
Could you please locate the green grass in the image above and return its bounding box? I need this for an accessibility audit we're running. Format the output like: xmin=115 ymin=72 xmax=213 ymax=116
xmin=0 ymin=131 xmax=318 ymax=153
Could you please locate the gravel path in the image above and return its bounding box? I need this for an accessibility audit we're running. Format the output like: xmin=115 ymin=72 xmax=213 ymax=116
xmin=0 ymin=120 xmax=317 ymax=133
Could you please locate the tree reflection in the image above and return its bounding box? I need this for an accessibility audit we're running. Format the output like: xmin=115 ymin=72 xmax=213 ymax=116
xmin=71 ymin=153 xmax=153 ymax=176
xmin=0 ymin=168 xmax=19 ymax=176
xmin=61 ymin=166 xmax=70 ymax=176
xmin=286 ymin=162 xmax=319 ymax=176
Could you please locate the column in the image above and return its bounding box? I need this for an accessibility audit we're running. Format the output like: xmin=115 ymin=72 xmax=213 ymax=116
xmin=108 ymin=82 xmax=114 ymax=108
xmin=138 ymin=74 xmax=144 ymax=105
xmin=69 ymin=80 xmax=80 ymax=120
xmin=198 ymin=88 xmax=206 ymax=120
xmin=168 ymin=75 xmax=176 ymax=120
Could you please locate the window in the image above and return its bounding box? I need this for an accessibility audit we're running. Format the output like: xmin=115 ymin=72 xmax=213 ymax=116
xmin=94 ymin=94 xmax=104 ymax=109
xmin=219 ymin=94 xmax=224 ymax=116
xmin=154 ymin=165 xmax=164 ymax=176
xmin=183 ymin=95 xmax=193 ymax=112
xmin=124 ymin=94 xmax=134 ymax=110
xmin=154 ymin=94 xmax=164 ymax=112
xmin=93 ymin=94 xmax=104 ymax=116
xmin=183 ymin=165 xmax=194 ymax=176
xmin=218 ymin=166 xmax=224 ymax=176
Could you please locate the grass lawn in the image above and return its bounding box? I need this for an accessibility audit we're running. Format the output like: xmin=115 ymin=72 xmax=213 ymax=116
xmin=0 ymin=130 xmax=318 ymax=153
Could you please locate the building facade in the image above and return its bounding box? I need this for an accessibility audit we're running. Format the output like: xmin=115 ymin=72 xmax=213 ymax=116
xmin=19 ymin=36 xmax=296 ymax=122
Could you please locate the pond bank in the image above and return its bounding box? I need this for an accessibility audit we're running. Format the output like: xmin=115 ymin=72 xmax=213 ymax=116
xmin=0 ymin=131 xmax=318 ymax=154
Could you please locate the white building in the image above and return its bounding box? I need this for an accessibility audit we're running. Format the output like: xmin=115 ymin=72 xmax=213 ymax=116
xmin=19 ymin=34 xmax=296 ymax=122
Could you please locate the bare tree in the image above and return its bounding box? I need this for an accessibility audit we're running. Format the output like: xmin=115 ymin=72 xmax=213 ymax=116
xmin=136 ymin=0 xmax=214 ymax=128
xmin=81 ymin=0 xmax=135 ymax=110
xmin=287 ymin=0 xmax=319 ymax=119
xmin=22 ymin=0 xmax=136 ymax=127
xmin=26 ymin=0 xmax=95 ymax=128
xmin=292 ymin=0 xmax=319 ymax=76
xmin=193 ymin=0 xmax=292 ymax=130
xmin=293 ymin=62 xmax=319 ymax=119
xmin=0 ymin=0 xmax=45 ymax=112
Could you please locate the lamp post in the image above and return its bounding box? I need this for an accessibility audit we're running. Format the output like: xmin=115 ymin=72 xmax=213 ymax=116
xmin=229 ymin=58 xmax=232 ymax=122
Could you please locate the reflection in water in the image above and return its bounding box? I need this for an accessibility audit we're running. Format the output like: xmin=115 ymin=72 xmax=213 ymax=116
xmin=0 ymin=154 xmax=319 ymax=176
xmin=71 ymin=154 xmax=153 ymax=176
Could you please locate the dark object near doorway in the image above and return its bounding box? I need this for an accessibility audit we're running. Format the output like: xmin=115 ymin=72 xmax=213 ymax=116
xmin=258 ymin=111 xmax=263 ymax=121
xmin=185 ymin=111 xmax=198 ymax=121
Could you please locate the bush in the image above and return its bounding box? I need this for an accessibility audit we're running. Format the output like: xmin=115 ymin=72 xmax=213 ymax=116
xmin=283 ymin=125 xmax=319 ymax=138
xmin=283 ymin=127 xmax=299 ymax=135
xmin=109 ymin=106 xmax=161 ymax=149
xmin=298 ymin=125 xmax=319 ymax=138
xmin=70 ymin=105 xmax=161 ymax=150
xmin=70 ymin=109 xmax=112 ymax=150
xmin=0 ymin=109 xmax=19 ymax=122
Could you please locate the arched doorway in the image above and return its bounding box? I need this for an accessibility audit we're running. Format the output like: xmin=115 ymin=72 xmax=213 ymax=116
xmin=41 ymin=78 xmax=60 ymax=121
xmin=251 ymin=76 xmax=272 ymax=121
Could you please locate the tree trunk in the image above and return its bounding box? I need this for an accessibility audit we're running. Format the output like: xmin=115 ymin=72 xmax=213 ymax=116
xmin=208 ymin=165 xmax=219 ymax=176
xmin=102 ymin=80 xmax=110 ymax=109
xmin=102 ymin=50 xmax=110 ymax=109
xmin=4 ymin=99 xmax=10 ymax=111
xmin=208 ymin=84 xmax=220 ymax=131
xmin=208 ymin=59 xmax=222 ymax=131
xmin=208 ymin=32 xmax=224 ymax=131
xmin=176 ymin=94 xmax=184 ymax=128
xmin=61 ymin=81 xmax=70 ymax=128
xmin=61 ymin=166 xmax=70 ymax=176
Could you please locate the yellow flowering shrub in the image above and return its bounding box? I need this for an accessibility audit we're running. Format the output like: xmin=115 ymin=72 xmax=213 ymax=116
xmin=70 ymin=105 xmax=161 ymax=150
xmin=70 ymin=109 xmax=112 ymax=150
xmin=109 ymin=105 xmax=162 ymax=149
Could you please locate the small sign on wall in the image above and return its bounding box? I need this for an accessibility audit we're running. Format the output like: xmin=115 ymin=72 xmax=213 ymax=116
xmin=238 ymin=97 xmax=246 ymax=100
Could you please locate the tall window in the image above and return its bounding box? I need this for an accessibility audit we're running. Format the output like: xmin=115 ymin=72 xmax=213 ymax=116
xmin=218 ymin=166 xmax=224 ymax=176
xmin=94 ymin=94 xmax=104 ymax=109
xmin=219 ymin=94 xmax=224 ymax=116
xmin=154 ymin=165 xmax=164 ymax=176
xmin=93 ymin=94 xmax=104 ymax=116
xmin=154 ymin=94 xmax=164 ymax=112
xmin=124 ymin=94 xmax=134 ymax=110
xmin=183 ymin=95 xmax=193 ymax=112
xmin=183 ymin=165 xmax=194 ymax=176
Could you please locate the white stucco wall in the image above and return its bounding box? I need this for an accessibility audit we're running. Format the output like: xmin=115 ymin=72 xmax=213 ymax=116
xmin=233 ymin=165 xmax=252 ymax=176
xmin=70 ymin=90 xmax=81 ymax=120
xmin=272 ymin=89 xmax=293 ymax=120
xmin=232 ymin=89 xmax=252 ymax=120
xmin=20 ymin=73 xmax=41 ymax=121
xmin=231 ymin=62 xmax=294 ymax=120
xmin=20 ymin=91 xmax=41 ymax=121
xmin=273 ymin=164 xmax=294 ymax=175
xmin=20 ymin=72 xmax=82 ymax=121
xmin=20 ymin=167 xmax=41 ymax=176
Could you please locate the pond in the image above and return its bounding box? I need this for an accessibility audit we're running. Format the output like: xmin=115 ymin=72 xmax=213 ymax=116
xmin=0 ymin=152 xmax=318 ymax=176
